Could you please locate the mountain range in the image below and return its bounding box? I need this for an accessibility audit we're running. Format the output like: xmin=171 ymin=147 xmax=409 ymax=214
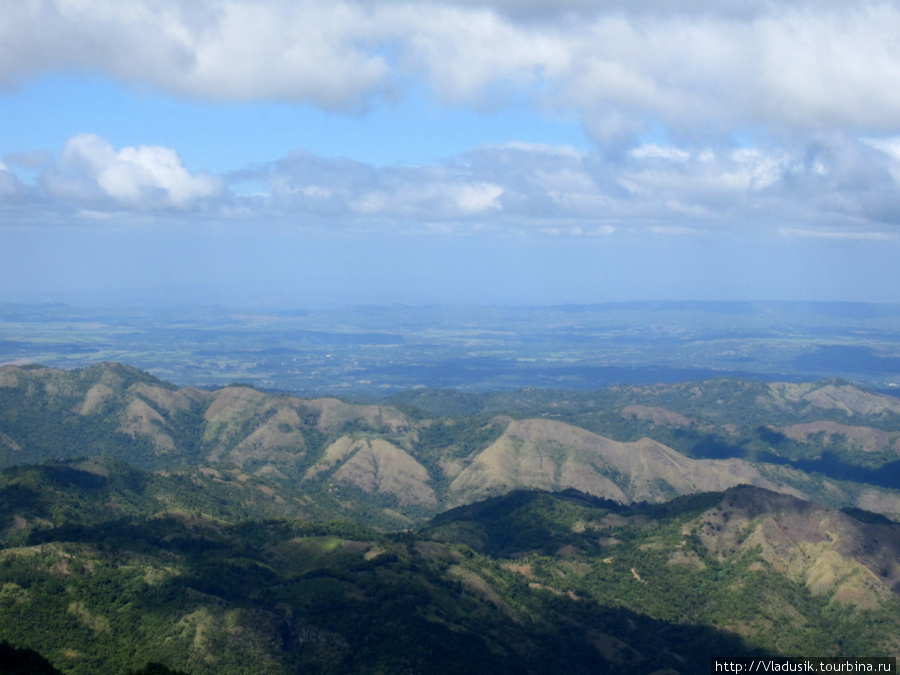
xmin=1 ymin=362 xmax=900 ymax=672
xmin=4 ymin=362 xmax=900 ymax=526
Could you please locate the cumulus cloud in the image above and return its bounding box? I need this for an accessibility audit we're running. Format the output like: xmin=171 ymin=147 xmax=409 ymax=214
xmin=3 ymin=0 xmax=900 ymax=137
xmin=237 ymin=151 xmax=505 ymax=224
xmin=0 ymin=0 xmax=392 ymax=111
xmin=220 ymin=133 xmax=900 ymax=233
xmin=39 ymin=134 xmax=222 ymax=210
xmin=4 ymin=131 xmax=900 ymax=233
xmin=4 ymin=149 xmax=54 ymax=170
xmin=0 ymin=163 xmax=27 ymax=202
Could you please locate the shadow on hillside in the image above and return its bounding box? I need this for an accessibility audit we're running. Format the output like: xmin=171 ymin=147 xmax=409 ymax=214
xmin=0 ymin=641 xmax=62 ymax=674
xmin=17 ymin=514 xmax=777 ymax=675
xmin=685 ymin=432 xmax=748 ymax=460
xmin=0 ymin=462 xmax=155 ymax=540
xmin=760 ymin=451 xmax=900 ymax=490
xmin=679 ymin=430 xmax=900 ymax=490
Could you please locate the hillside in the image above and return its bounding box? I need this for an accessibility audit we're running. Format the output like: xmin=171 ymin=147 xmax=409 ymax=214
xmin=4 ymin=363 xmax=900 ymax=527
xmin=2 ymin=363 xmax=900 ymax=670
xmin=394 ymin=378 xmax=900 ymax=494
xmin=1 ymin=472 xmax=898 ymax=673
xmin=427 ymin=486 xmax=900 ymax=656
xmin=446 ymin=417 xmax=782 ymax=504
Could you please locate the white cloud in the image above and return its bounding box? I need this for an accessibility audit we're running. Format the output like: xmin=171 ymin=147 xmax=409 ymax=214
xmin=863 ymin=136 xmax=900 ymax=187
xmin=4 ymin=0 xmax=900 ymax=137
xmin=631 ymin=145 xmax=691 ymax=162
xmin=489 ymin=142 xmax=585 ymax=159
xmin=865 ymin=136 xmax=900 ymax=162
xmin=0 ymin=163 xmax=26 ymax=201
xmin=231 ymin=133 xmax=900 ymax=232
xmin=346 ymin=180 xmax=502 ymax=218
xmin=0 ymin=158 xmax=42 ymax=207
xmin=0 ymin=0 xmax=393 ymax=110
xmin=647 ymin=225 xmax=701 ymax=236
xmin=6 ymin=131 xmax=900 ymax=235
xmin=778 ymin=228 xmax=899 ymax=241
xmin=453 ymin=182 xmax=504 ymax=213
xmin=4 ymin=150 xmax=54 ymax=170
xmin=46 ymin=134 xmax=221 ymax=209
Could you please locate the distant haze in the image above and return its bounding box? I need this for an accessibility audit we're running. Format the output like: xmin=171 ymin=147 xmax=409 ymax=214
xmin=4 ymin=227 xmax=900 ymax=307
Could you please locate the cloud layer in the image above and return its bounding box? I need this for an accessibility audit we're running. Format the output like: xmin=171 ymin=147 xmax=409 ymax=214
xmin=4 ymin=0 xmax=900 ymax=137
xmin=5 ymin=132 xmax=900 ymax=238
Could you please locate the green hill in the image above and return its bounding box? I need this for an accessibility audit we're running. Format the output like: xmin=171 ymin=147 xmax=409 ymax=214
xmin=1 ymin=471 xmax=898 ymax=672
xmin=2 ymin=363 xmax=900 ymax=671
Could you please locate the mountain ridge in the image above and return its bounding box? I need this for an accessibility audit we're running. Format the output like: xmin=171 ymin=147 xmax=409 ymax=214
xmin=2 ymin=363 xmax=900 ymax=670
xmin=4 ymin=362 xmax=900 ymax=526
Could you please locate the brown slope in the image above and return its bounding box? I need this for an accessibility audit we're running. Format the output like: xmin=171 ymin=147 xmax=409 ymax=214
xmin=768 ymin=382 xmax=900 ymax=417
xmin=448 ymin=418 xmax=785 ymax=505
xmin=201 ymin=392 xmax=409 ymax=469
xmin=119 ymin=398 xmax=176 ymax=452
xmin=1 ymin=363 xmax=415 ymax=473
xmin=696 ymin=486 xmax=900 ymax=609
xmin=202 ymin=388 xmax=311 ymax=467
xmin=132 ymin=382 xmax=213 ymax=414
xmin=780 ymin=421 xmax=900 ymax=454
xmin=73 ymin=369 xmax=213 ymax=456
xmin=225 ymin=406 xmax=310 ymax=469
xmin=73 ymin=382 xmax=117 ymax=415
xmin=0 ymin=363 xmax=197 ymax=460
xmin=114 ymin=386 xmax=214 ymax=455
xmin=304 ymin=437 xmax=436 ymax=507
xmin=299 ymin=398 xmax=408 ymax=433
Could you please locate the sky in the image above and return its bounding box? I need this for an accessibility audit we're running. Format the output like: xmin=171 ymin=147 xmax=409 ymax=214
xmin=3 ymin=0 xmax=900 ymax=307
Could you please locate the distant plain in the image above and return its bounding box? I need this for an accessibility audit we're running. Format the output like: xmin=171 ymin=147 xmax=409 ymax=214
xmin=3 ymin=301 xmax=900 ymax=397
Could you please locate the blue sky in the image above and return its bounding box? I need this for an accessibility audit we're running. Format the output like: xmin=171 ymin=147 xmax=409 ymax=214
xmin=3 ymin=0 xmax=900 ymax=307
